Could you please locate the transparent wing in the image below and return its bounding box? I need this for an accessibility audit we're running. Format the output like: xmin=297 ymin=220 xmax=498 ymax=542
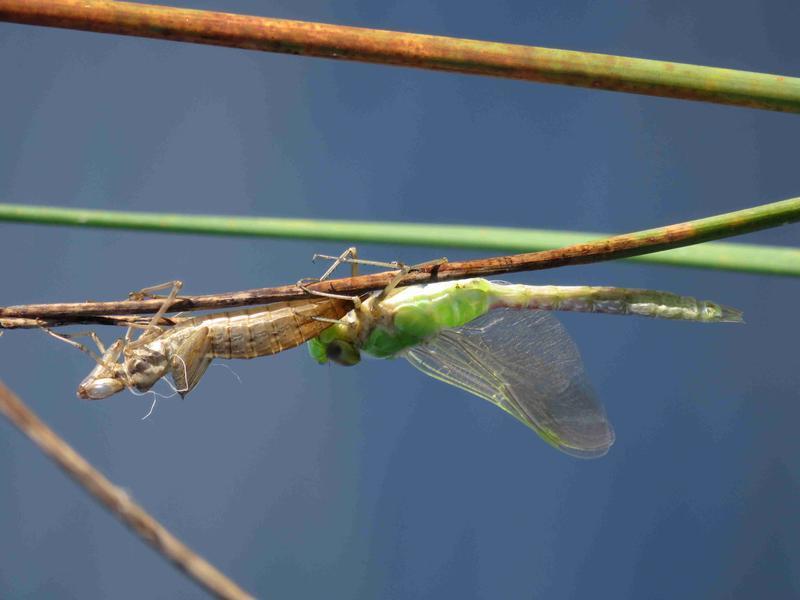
xmin=403 ymin=308 xmax=614 ymax=458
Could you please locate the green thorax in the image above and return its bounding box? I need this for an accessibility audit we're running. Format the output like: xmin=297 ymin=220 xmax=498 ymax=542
xmin=364 ymin=278 xmax=494 ymax=357
xmin=311 ymin=279 xmax=494 ymax=362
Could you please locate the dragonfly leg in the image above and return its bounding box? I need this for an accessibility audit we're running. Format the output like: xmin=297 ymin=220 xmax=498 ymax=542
xmin=314 ymin=250 xmax=447 ymax=277
xmin=313 ymin=248 xmax=448 ymax=301
xmin=313 ymin=246 xmax=362 ymax=279
xmin=297 ymin=247 xmax=366 ymax=307
xmin=297 ymin=278 xmax=362 ymax=309
xmin=374 ymin=257 xmax=449 ymax=303
xmin=315 ymin=247 xmax=431 ymax=279
xmin=304 ymin=247 xmax=448 ymax=305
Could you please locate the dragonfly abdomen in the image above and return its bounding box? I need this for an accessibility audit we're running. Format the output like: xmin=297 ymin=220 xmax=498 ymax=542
xmin=491 ymin=283 xmax=743 ymax=323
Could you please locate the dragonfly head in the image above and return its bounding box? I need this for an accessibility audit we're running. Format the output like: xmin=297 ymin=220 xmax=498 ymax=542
xmin=308 ymin=325 xmax=361 ymax=366
xmin=326 ymin=339 xmax=361 ymax=366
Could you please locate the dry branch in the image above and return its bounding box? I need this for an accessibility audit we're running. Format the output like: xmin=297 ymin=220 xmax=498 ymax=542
xmin=0 ymin=379 xmax=253 ymax=600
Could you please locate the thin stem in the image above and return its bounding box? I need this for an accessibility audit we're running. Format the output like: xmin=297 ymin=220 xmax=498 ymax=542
xmin=1 ymin=200 xmax=799 ymax=277
xmin=1 ymin=0 xmax=799 ymax=112
xmin=2 ymin=197 xmax=798 ymax=326
xmin=0 ymin=379 xmax=253 ymax=600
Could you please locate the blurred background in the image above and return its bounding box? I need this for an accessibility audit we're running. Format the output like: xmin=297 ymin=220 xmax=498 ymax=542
xmin=1 ymin=1 xmax=799 ymax=597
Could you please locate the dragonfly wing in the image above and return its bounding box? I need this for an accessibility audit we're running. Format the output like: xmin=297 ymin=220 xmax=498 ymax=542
xmin=403 ymin=308 xmax=614 ymax=458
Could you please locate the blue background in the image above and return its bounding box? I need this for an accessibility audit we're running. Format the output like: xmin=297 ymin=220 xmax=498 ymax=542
xmin=1 ymin=1 xmax=799 ymax=598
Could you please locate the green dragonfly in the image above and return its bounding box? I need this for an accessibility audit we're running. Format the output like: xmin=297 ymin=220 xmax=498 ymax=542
xmin=308 ymin=277 xmax=742 ymax=458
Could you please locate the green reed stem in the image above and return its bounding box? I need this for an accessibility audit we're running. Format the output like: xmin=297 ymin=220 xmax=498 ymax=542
xmin=1 ymin=199 xmax=798 ymax=276
xmin=1 ymin=0 xmax=799 ymax=112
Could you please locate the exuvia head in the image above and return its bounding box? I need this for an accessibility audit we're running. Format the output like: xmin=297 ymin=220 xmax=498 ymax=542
xmin=124 ymin=348 xmax=170 ymax=392
xmin=77 ymin=339 xmax=127 ymax=400
xmin=77 ymin=365 xmax=126 ymax=399
xmin=76 ymin=344 xmax=170 ymax=400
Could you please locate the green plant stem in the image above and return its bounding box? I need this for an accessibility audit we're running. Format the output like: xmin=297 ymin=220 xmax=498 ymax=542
xmin=1 ymin=0 xmax=800 ymax=112
xmin=1 ymin=200 xmax=798 ymax=277
xmin=1 ymin=195 xmax=800 ymax=327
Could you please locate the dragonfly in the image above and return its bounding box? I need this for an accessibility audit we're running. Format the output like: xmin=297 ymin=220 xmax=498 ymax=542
xmin=308 ymin=274 xmax=743 ymax=458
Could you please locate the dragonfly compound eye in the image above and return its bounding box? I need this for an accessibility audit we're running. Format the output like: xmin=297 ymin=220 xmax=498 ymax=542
xmin=327 ymin=340 xmax=361 ymax=366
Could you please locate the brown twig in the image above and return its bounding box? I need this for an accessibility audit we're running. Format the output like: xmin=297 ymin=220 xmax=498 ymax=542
xmin=1 ymin=196 xmax=799 ymax=327
xmin=0 ymin=379 xmax=254 ymax=600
